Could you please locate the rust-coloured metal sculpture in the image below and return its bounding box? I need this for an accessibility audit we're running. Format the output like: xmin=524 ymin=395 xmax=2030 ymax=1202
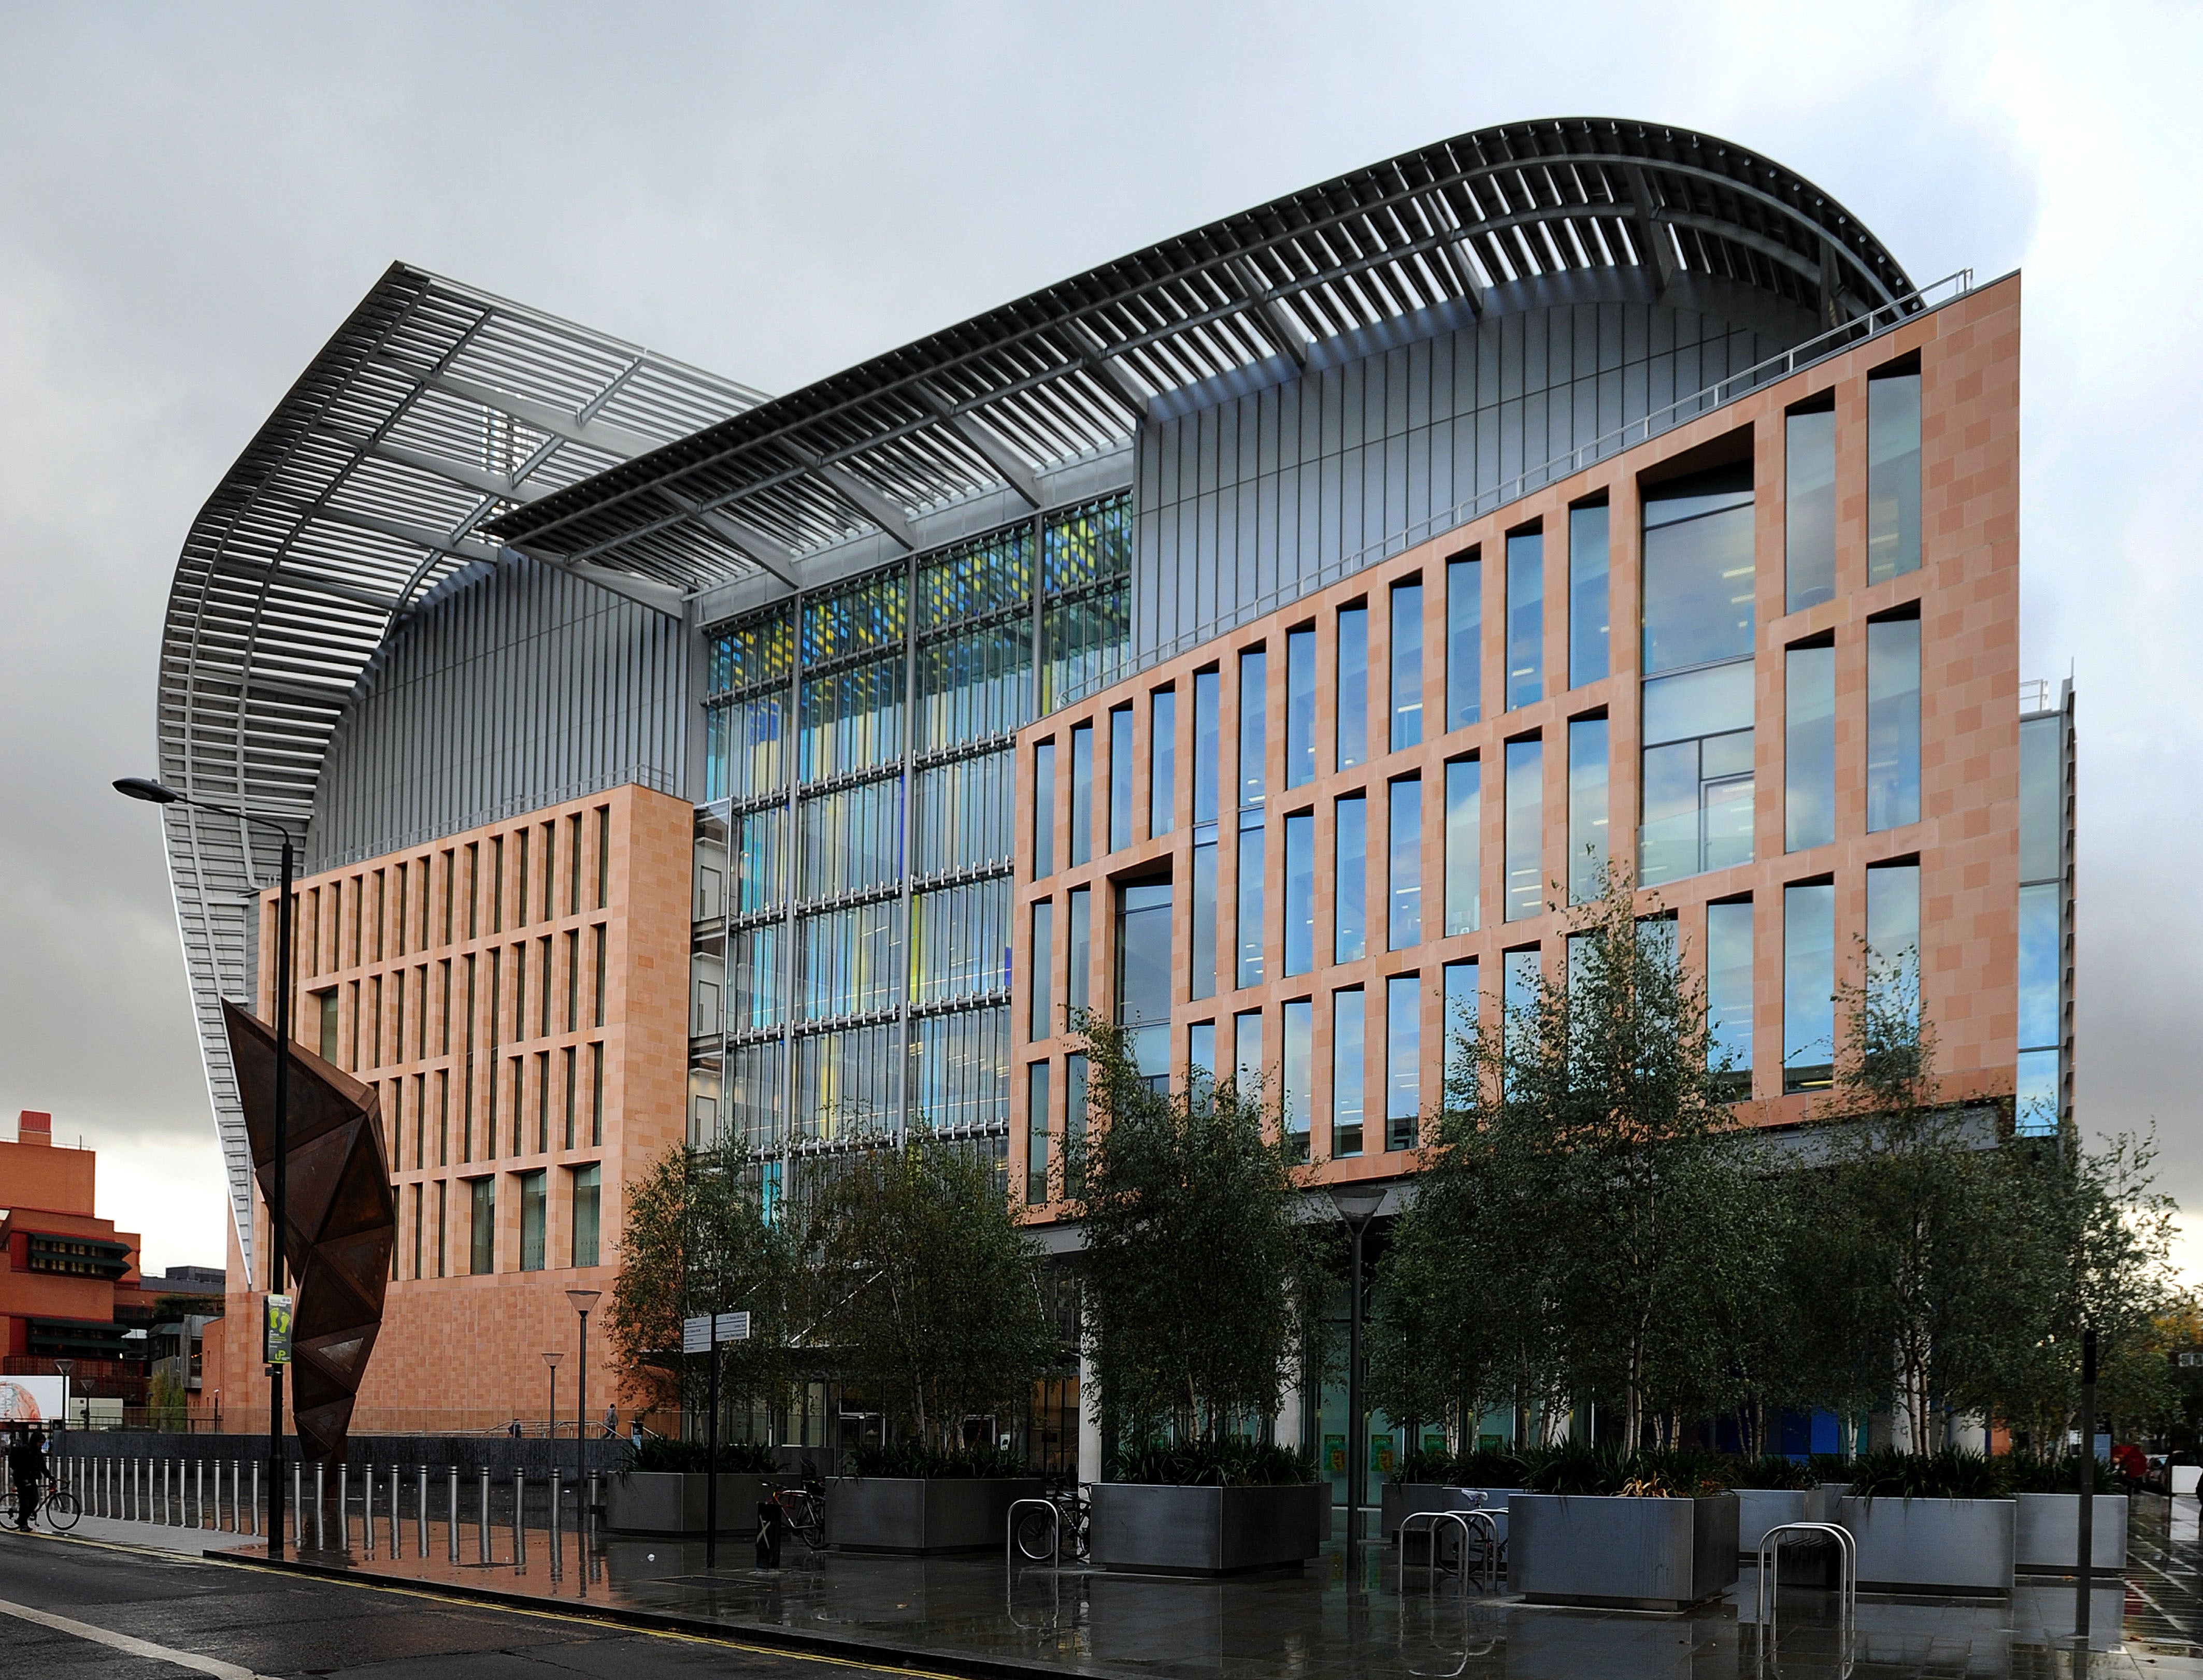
xmin=222 ymin=1000 xmax=394 ymax=1468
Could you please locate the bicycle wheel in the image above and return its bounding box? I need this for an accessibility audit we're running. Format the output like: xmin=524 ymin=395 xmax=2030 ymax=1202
xmin=1014 ymin=1508 xmax=1059 ymax=1561
xmin=44 ymin=1491 xmax=80 ymax=1532
xmin=0 ymin=1492 xmax=18 ymax=1528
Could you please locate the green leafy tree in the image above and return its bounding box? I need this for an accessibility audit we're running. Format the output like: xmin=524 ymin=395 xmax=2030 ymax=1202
xmin=805 ymin=1132 xmax=1059 ymax=1452
xmin=606 ymin=1135 xmax=804 ymax=1423
xmin=1070 ymin=1016 xmax=1336 ymax=1448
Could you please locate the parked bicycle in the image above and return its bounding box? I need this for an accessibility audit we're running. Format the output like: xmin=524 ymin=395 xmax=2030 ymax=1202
xmin=769 ymin=1463 xmax=828 ymax=1552
xmin=0 ymin=1485 xmax=80 ymax=1533
xmin=1014 ymin=1478 xmax=1089 ymax=1561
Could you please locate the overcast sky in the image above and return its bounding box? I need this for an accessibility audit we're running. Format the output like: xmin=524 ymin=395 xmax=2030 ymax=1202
xmin=2 ymin=2 xmax=2197 ymax=1278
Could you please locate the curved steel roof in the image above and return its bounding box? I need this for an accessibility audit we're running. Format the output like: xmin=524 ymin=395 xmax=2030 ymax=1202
xmin=490 ymin=116 xmax=1913 ymax=589
xmin=156 ymin=263 xmax=765 ymax=1269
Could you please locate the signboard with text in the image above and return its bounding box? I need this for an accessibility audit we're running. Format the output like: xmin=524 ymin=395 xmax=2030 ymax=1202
xmin=264 ymin=1294 xmax=293 ymax=1365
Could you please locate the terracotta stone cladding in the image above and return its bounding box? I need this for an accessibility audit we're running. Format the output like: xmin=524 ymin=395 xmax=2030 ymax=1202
xmin=201 ymin=783 xmax=691 ymax=1431
xmin=1012 ymin=275 xmax=2024 ymax=1214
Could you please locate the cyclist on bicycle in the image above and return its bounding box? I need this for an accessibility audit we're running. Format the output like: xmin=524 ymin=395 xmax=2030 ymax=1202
xmin=7 ymin=1428 xmax=47 ymax=1530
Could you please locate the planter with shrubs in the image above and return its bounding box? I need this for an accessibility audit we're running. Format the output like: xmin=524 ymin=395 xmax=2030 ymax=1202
xmin=826 ymin=1444 xmax=1045 ymax=1555
xmin=1508 ymin=1448 xmax=1739 ymax=1612
xmin=2005 ymin=1452 xmax=2128 ymax=1575
xmin=1090 ymin=1441 xmax=1327 ymax=1576
xmin=606 ymin=1439 xmax=779 ymax=1537
xmin=1835 ymin=1449 xmax=2015 ymax=1595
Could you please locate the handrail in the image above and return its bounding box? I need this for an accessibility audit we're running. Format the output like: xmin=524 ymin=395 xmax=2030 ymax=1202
xmin=1057 ymin=267 xmax=1977 ymax=710
xmin=1756 ymin=1519 xmax=1856 ymax=1678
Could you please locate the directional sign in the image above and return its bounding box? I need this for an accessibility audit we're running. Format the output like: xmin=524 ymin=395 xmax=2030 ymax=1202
xmin=682 ymin=1315 xmax=712 ymax=1354
xmin=683 ymin=1312 xmax=753 ymax=1353
xmin=714 ymin=1312 xmax=752 ymax=1342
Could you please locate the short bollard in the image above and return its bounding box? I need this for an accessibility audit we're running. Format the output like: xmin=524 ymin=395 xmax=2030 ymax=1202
xmin=389 ymin=1464 xmax=400 ymax=1556
xmin=478 ymin=1468 xmax=491 ymax=1564
xmin=251 ymin=1461 xmax=260 ymax=1537
xmin=513 ymin=1468 xmax=527 ymax=1567
xmin=448 ymin=1467 xmax=460 ymax=1562
xmin=549 ymin=1467 xmax=563 ymax=1579
xmin=314 ymin=1463 xmax=326 ymax=1552
xmin=339 ymin=1464 xmax=352 ymax=1552
xmin=196 ymin=1459 xmax=206 ymax=1529
xmin=417 ymin=1466 xmax=428 ymax=1557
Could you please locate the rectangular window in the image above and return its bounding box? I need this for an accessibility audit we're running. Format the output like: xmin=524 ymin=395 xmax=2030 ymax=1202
xmin=593 ymin=925 xmax=606 ymax=1028
xmin=441 ymin=850 xmax=455 ymax=945
xmin=439 ymin=959 xmax=451 ymax=1055
xmin=1193 ymin=668 xmax=1221 ymax=824
xmin=1070 ymin=723 xmax=1094 ymax=866
xmin=571 ymin=1164 xmax=600 ymax=1268
xmin=1029 ymin=900 xmax=1054 ymax=1039
xmin=1236 ymin=814 xmax=1265 ymax=989
xmin=517 ymin=830 xmax=530 ymax=927
xmin=1442 ymin=959 xmax=1478 ymax=1076
xmin=1706 ymin=900 xmax=1753 ymax=1099
xmin=2018 ymin=884 xmax=2060 ymax=1136
xmin=512 ymin=950 xmax=525 ymax=1047
xmin=1443 ymin=759 xmax=1479 ymax=936
xmin=490 ymin=837 xmax=504 ymax=935
xmin=1569 ymin=505 xmax=1610 ymax=688
xmin=1783 ymin=881 xmax=1836 ymax=1093
xmin=1331 ymin=989 xmax=1364 ymax=1157
xmin=1641 ymin=466 xmax=1755 ymax=673
xmin=563 ymin=1047 xmax=576 ymax=1151
xmin=1390 ymin=581 xmax=1423 ymax=750
xmin=1191 ymin=826 xmax=1217 ymax=1001
xmin=1108 ymin=706 xmax=1134 ymax=854
xmin=1502 ymin=947 xmax=1540 ymax=1067
xmin=1066 ymin=887 xmax=1091 ymax=1015
xmin=596 ymin=806 xmax=610 ymax=909
xmin=564 ymin=930 xmax=579 ymax=1032
xmin=1868 ymin=862 xmax=1922 ymax=1006
xmin=1286 ymin=626 xmax=1317 ymax=786
xmin=409 ymin=1184 xmax=421 ymax=1281
xmin=1032 ymin=739 xmax=1057 ymax=879
xmin=569 ymin=813 xmax=583 ymax=915
xmin=1385 ymin=973 xmax=1420 ymax=1152
xmin=317 ymin=988 xmax=338 ymax=1060
xmin=1337 ymin=605 xmax=1369 ymax=769
xmin=465 ymin=845 xmax=478 ymax=939
xmin=535 ymin=1051 xmax=550 ymax=1154
xmin=1117 ymin=883 xmax=1172 ymax=1082
xmin=1333 ymin=794 xmax=1367 ymax=964
xmin=437 ymin=1069 xmax=448 ymax=1166
xmin=1866 ymin=615 xmax=1921 ymax=831
xmin=1567 ymin=717 xmax=1609 ymax=904
xmin=1233 ymin=1009 xmax=1262 ymax=1093
xmin=1186 ymin=1021 xmax=1215 ymax=1085
xmin=1149 ymin=688 xmax=1176 ymax=837
xmin=1280 ymin=998 xmax=1311 ymax=1165
xmin=1785 ymin=402 xmax=1837 ymax=611
xmin=2020 ymin=715 xmax=2062 ymax=884
xmin=1868 ymin=368 xmax=1922 ymax=582
xmin=1284 ymin=810 xmax=1315 ymax=977
xmin=1238 ymin=648 xmax=1267 ymax=809
xmin=590 ymin=1043 xmax=603 ymax=1146
xmin=1024 ymin=1063 xmax=1051 ymax=1205
xmin=1445 ymin=555 xmax=1480 ymax=731
xmin=435 ymin=1180 xmax=447 ymax=1277
xmin=1639 ymin=662 xmax=1755 ymax=886
xmin=1506 ymin=530 xmax=1543 ymax=710
xmin=1504 ymin=738 xmax=1542 ymax=923
xmin=1785 ymin=643 xmax=1837 ymax=852
xmin=518 ymin=1170 xmax=546 ymax=1271
xmin=1388 ymin=777 xmax=1421 ymax=950
xmin=469 ymin=1178 xmax=494 ymax=1275
xmin=1064 ymin=1053 xmax=1088 ymax=1199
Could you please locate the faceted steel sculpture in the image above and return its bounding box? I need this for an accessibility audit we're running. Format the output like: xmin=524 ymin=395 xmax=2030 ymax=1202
xmin=222 ymin=1000 xmax=394 ymax=1468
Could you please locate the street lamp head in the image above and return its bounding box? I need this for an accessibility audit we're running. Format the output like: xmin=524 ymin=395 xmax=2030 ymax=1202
xmin=565 ymin=1288 xmax=602 ymax=1314
xmin=542 ymin=1352 xmax=565 ymax=1369
xmin=1328 ymin=1183 xmax=1387 ymax=1231
xmin=52 ymin=1359 xmax=75 ymax=1375
xmin=115 ymin=777 xmax=181 ymax=805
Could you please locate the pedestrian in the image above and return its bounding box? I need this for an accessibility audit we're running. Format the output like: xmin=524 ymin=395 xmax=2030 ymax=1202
xmin=8 ymin=1428 xmax=46 ymax=1529
xmin=628 ymin=1416 xmax=642 ymax=1448
xmin=508 ymin=1419 xmax=522 ymax=1440
xmin=603 ymin=1404 xmax=617 ymax=1440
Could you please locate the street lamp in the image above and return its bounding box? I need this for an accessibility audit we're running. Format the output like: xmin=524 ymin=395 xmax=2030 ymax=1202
xmin=116 ymin=775 xmax=299 ymax=1559
xmin=566 ymin=1288 xmax=601 ymax=1488
xmin=1328 ymin=1183 xmax=1386 ymax=1569
xmin=52 ymin=1359 xmax=74 ymax=1450
xmin=542 ymin=1352 xmax=564 ymax=1444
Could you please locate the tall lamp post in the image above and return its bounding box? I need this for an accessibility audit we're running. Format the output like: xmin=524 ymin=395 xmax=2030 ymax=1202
xmin=542 ymin=1352 xmax=564 ymax=1443
xmin=116 ymin=776 xmax=298 ymax=1559
xmin=566 ymin=1289 xmax=601 ymax=1490
xmin=52 ymin=1359 xmax=74 ymax=1452
xmin=1328 ymin=1183 xmax=1386 ymax=1570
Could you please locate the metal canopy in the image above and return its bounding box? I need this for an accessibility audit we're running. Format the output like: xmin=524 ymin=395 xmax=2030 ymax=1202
xmin=491 ymin=116 xmax=1913 ymax=591
xmin=156 ymin=263 xmax=765 ymax=1269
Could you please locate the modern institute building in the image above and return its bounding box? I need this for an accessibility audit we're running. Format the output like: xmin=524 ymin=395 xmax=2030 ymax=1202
xmin=159 ymin=120 xmax=2070 ymax=1455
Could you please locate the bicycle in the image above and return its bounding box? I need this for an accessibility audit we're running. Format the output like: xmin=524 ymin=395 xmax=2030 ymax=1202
xmin=0 ymin=1485 xmax=79 ymax=1532
xmin=1014 ymin=1480 xmax=1089 ymax=1561
xmin=769 ymin=1478 xmax=827 ymax=1551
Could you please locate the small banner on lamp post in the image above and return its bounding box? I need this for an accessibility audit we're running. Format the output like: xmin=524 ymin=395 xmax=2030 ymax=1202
xmin=264 ymin=1294 xmax=293 ymax=1365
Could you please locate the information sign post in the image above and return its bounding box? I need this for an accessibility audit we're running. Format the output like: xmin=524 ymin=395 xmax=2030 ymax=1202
xmin=683 ymin=1312 xmax=751 ymax=1568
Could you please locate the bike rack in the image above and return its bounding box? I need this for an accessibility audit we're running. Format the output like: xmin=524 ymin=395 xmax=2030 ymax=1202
xmin=1755 ymin=1519 xmax=1856 ymax=1679
xmin=1007 ymin=1496 xmax=1061 ymax=1568
xmin=1397 ymin=1510 xmax=1499 ymax=1595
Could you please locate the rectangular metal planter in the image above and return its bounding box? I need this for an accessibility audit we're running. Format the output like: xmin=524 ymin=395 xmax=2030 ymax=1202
xmin=824 ymin=1476 xmax=1043 ymax=1554
xmin=1736 ymin=1486 xmax=1846 ymax=1585
xmin=604 ymin=1471 xmax=773 ymax=1536
xmin=1836 ymin=1496 xmax=2015 ymax=1594
xmin=1510 ymin=1493 xmax=1739 ymax=1611
xmin=1089 ymin=1482 xmax=1326 ymax=1575
xmin=2014 ymin=1493 xmax=2127 ymax=1574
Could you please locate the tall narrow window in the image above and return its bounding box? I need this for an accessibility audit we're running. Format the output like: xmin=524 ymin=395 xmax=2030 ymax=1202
xmin=1236 ymin=813 xmax=1265 ymax=989
xmin=1446 ymin=554 xmax=1481 ymax=731
xmin=466 ymin=844 xmax=479 ymax=939
xmin=1385 ymin=973 xmax=1420 ymax=1152
xmin=1032 ymin=740 xmax=1057 ymax=879
xmin=517 ymin=830 xmax=530 ymax=927
xmin=2019 ymin=879 xmax=2060 ymax=1134
xmin=435 ymin=1180 xmax=447 ymax=1277
xmin=596 ymin=806 xmax=610 ymax=909
xmin=1193 ymin=668 xmax=1220 ymax=824
xmin=1868 ymin=862 xmax=1921 ymax=1008
xmin=1234 ymin=1010 xmax=1263 ymax=1093
xmin=1064 ymin=1053 xmax=1089 ymax=1198
xmin=1868 ymin=367 xmax=1922 ymax=582
xmin=571 ymin=1165 xmax=600 ymax=1268
xmin=1443 ymin=759 xmax=1479 ymax=936
xmin=1707 ymin=899 xmax=1753 ymax=1099
xmin=1337 ymin=605 xmax=1369 ymax=769
xmin=469 ymin=1178 xmax=495 ymax=1275
xmin=1334 ymin=794 xmax=1367 ymax=964
xmin=437 ymin=1069 xmax=448 ymax=1166
xmin=491 ymin=838 xmax=504 ymax=934
xmin=1331 ymin=989 xmax=1365 ymax=1158
xmin=519 ymin=1171 xmax=546 ymax=1271
xmin=1569 ymin=505 xmax=1610 ymax=688
xmin=1280 ymin=998 xmax=1311 ymax=1165
xmin=1149 ymin=688 xmax=1177 ymax=837
xmin=1066 ymin=887 xmax=1091 ymax=1015
xmin=1191 ymin=826 xmax=1217 ymax=1001
xmin=1284 ymin=811 xmax=1315 ymax=977
xmin=593 ymin=925 xmax=606 ymax=1028
xmin=1506 ymin=530 xmax=1543 ymax=710
xmin=1286 ymin=626 xmax=1317 ymax=786
xmin=1866 ymin=615 xmax=1921 ymax=831
xmin=410 ymin=1185 xmax=421 ymax=1281
xmin=1783 ymin=881 xmax=1836 ymax=1093
xmin=1108 ymin=706 xmax=1134 ymax=853
xmin=1785 ymin=642 xmax=1837 ymax=852
xmin=590 ymin=1042 xmax=603 ymax=1146
xmin=1504 ymin=738 xmax=1542 ymax=922
xmin=1117 ymin=883 xmax=1173 ymax=1082
xmin=1502 ymin=947 xmax=1540 ymax=1067
xmin=442 ymin=850 xmax=455 ymax=945
xmin=1186 ymin=1021 xmax=1215 ymax=1085
xmin=1567 ymin=718 xmax=1609 ymax=903
xmin=1786 ymin=401 xmax=1837 ymax=611
xmin=1640 ymin=661 xmax=1755 ymax=886
xmin=568 ymin=813 xmax=583 ymax=915
xmin=1026 ymin=1062 xmax=1050 ymax=1205
xmin=565 ymin=930 xmax=579 ymax=1032
xmin=563 ymin=1047 xmax=576 ymax=1151
xmin=1238 ymin=648 xmax=1267 ymax=809
xmin=1029 ymin=900 xmax=1054 ymax=1039
xmin=1070 ymin=723 xmax=1094 ymax=866
xmin=1387 ymin=778 xmax=1422 ymax=950
xmin=1390 ymin=581 xmax=1423 ymax=750
xmin=1442 ymin=959 xmax=1478 ymax=1074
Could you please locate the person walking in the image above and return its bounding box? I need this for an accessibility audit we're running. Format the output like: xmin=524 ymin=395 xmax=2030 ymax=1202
xmin=602 ymin=1404 xmax=617 ymax=1440
xmin=8 ymin=1428 xmax=47 ymax=1529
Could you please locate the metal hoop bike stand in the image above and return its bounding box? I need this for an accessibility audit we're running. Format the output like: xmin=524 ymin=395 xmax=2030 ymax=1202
xmin=1755 ymin=1519 xmax=1856 ymax=1678
xmin=1398 ymin=1510 xmax=1499 ymax=1595
xmin=1007 ymin=1497 xmax=1061 ymax=1567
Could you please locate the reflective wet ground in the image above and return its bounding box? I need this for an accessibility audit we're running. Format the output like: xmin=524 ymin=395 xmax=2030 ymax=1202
xmin=190 ymin=1494 xmax=2203 ymax=1679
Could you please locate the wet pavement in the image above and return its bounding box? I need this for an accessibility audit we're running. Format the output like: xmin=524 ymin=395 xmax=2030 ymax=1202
xmin=107 ymin=1489 xmax=2203 ymax=1678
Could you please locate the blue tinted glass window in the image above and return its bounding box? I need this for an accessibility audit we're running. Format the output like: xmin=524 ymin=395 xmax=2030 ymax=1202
xmin=1108 ymin=706 xmax=1133 ymax=854
xmin=1028 ymin=900 xmax=1053 ymax=1040
xmin=1386 ymin=974 xmax=1420 ymax=1152
xmin=1506 ymin=532 xmax=1543 ymax=710
xmin=1283 ymin=811 xmax=1314 ymax=978
xmin=1866 ymin=617 xmax=1921 ymax=832
xmin=2018 ymin=882 xmax=2059 ymax=1053
xmin=1391 ymin=582 xmax=1424 ymax=750
xmin=1443 ymin=959 xmax=1478 ymax=1071
xmin=1786 ymin=406 xmax=1837 ymax=611
xmin=1331 ymin=990 xmax=1364 ymax=1158
xmin=1641 ymin=466 xmax=1754 ymax=674
xmin=1389 ymin=778 xmax=1422 ymax=950
xmin=1446 ymin=556 xmax=1481 ymax=730
xmin=1150 ymin=688 xmax=1176 ymax=838
xmin=1867 ymin=864 xmax=1920 ymax=1010
xmin=1192 ymin=669 xmax=1220 ymax=825
xmin=1066 ymin=886 xmax=1090 ymax=1014
xmin=1785 ymin=644 xmax=1836 ymax=852
xmin=2015 ymin=1049 xmax=2058 ymax=1137
xmin=1337 ymin=606 xmax=1369 ymax=770
xmin=1069 ymin=724 xmax=1093 ymax=865
xmin=1236 ymin=816 xmax=1264 ymax=989
xmin=1117 ymin=882 xmax=1172 ymax=1081
xmin=1868 ymin=371 xmax=1921 ymax=582
xmin=1280 ymin=998 xmax=1311 ymax=1165
xmin=1286 ymin=627 xmax=1317 ymax=787
xmin=1503 ymin=947 xmax=1539 ymax=1069
xmin=1706 ymin=900 xmax=1753 ymax=1095
xmin=1444 ymin=758 xmax=1479 ymax=936
xmin=1032 ymin=741 xmax=1055 ymax=879
xmin=1186 ymin=1020 xmax=1215 ymax=1087
xmin=1569 ymin=505 xmax=1610 ymax=687
xmin=1567 ymin=718 xmax=1608 ymax=904
xmin=1782 ymin=882 xmax=1835 ymax=1093
xmin=1190 ymin=829 xmax=1217 ymax=1001
xmin=1238 ymin=649 xmax=1267 ymax=810
xmin=1505 ymin=739 xmax=1542 ymax=922
xmin=1334 ymin=794 xmax=1367 ymax=964
xmin=2019 ymin=716 xmax=2061 ymax=883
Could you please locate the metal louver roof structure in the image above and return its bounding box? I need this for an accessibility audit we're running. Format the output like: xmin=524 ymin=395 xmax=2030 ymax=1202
xmin=491 ymin=116 xmax=1912 ymax=590
xmin=157 ymin=264 xmax=766 ymax=1271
